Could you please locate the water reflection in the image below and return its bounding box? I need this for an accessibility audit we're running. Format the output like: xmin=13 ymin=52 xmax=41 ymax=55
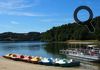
xmin=44 ymin=43 xmax=68 ymax=58
xmin=44 ymin=43 xmax=68 ymax=55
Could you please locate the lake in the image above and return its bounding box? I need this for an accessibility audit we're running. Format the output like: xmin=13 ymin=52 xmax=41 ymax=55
xmin=0 ymin=41 xmax=100 ymax=70
xmin=0 ymin=41 xmax=66 ymax=58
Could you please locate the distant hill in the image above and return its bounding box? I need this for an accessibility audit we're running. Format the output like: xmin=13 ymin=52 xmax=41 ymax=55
xmin=0 ymin=32 xmax=41 ymax=41
xmin=41 ymin=16 xmax=100 ymax=42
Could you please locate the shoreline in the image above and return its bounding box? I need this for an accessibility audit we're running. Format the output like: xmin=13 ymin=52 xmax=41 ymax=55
xmin=50 ymin=40 xmax=100 ymax=45
xmin=0 ymin=40 xmax=100 ymax=43
xmin=0 ymin=57 xmax=99 ymax=70
xmin=0 ymin=57 xmax=82 ymax=70
xmin=66 ymin=40 xmax=100 ymax=44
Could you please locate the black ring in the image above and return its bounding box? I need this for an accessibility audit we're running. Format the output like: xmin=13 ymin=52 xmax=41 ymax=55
xmin=74 ymin=6 xmax=93 ymax=25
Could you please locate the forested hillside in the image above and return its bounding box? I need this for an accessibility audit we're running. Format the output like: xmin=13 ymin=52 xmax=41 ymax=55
xmin=41 ymin=16 xmax=100 ymax=42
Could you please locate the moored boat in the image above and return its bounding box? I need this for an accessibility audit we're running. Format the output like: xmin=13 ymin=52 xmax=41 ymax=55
xmin=54 ymin=58 xmax=80 ymax=67
xmin=59 ymin=59 xmax=80 ymax=67
xmin=3 ymin=54 xmax=80 ymax=67
xmin=60 ymin=45 xmax=100 ymax=63
xmin=39 ymin=58 xmax=54 ymax=66
xmin=10 ymin=54 xmax=20 ymax=61
xmin=3 ymin=54 xmax=12 ymax=59
xmin=30 ymin=56 xmax=40 ymax=64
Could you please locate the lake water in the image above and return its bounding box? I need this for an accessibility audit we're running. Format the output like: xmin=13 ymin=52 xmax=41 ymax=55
xmin=0 ymin=41 xmax=100 ymax=70
xmin=0 ymin=41 xmax=66 ymax=58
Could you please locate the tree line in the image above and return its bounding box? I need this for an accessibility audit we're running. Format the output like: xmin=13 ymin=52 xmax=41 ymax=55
xmin=0 ymin=32 xmax=41 ymax=41
xmin=41 ymin=16 xmax=100 ymax=41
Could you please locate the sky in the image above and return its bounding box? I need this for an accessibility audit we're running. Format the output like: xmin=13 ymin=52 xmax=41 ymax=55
xmin=0 ymin=0 xmax=99 ymax=33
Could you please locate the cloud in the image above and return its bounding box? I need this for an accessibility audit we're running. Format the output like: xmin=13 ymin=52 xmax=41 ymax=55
xmin=0 ymin=20 xmax=19 ymax=28
xmin=0 ymin=0 xmax=57 ymax=17
xmin=40 ymin=18 xmax=73 ymax=23
xmin=0 ymin=11 xmax=47 ymax=17
xmin=0 ymin=0 xmax=38 ymax=10
xmin=40 ymin=19 xmax=54 ymax=22
xmin=0 ymin=0 xmax=45 ymax=17
xmin=11 ymin=21 xmax=19 ymax=24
